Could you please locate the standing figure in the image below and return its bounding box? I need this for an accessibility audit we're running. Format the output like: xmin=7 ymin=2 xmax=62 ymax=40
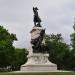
xmin=33 ymin=7 xmax=41 ymax=27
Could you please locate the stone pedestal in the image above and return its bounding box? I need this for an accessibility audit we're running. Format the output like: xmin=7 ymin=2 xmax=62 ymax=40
xmin=21 ymin=53 xmax=57 ymax=72
xmin=21 ymin=26 xmax=57 ymax=72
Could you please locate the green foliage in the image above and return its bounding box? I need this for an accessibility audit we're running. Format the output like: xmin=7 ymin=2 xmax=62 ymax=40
xmin=44 ymin=23 xmax=75 ymax=70
xmin=70 ymin=31 xmax=75 ymax=70
xmin=70 ymin=33 xmax=75 ymax=49
xmin=0 ymin=26 xmax=17 ymax=67
xmin=15 ymin=48 xmax=28 ymax=65
xmin=45 ymin=34 xmax=70 ymax=70
xmin=46 ymin=33 xmax=63 ymax=42
xmin=0 ymin=25 xmax=28 ymax=71
xmin=11 ymin=48 xmax=28 ymax=71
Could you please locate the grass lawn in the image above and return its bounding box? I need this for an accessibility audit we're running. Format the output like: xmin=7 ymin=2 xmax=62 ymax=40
xmin=0 ymin=72 xmax=75 ymax=75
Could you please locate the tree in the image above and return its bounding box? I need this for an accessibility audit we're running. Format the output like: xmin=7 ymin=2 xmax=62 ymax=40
xmin=0 ymin=25 xmax=29 ymax=71
xmin=11 ymin=48 xmax=28 ymax=71
xmin=69 ymin=21 xmax=75 ymax=70
xmin=0 ymin=25 xmax=17 ymax=67
xmin=45 ymin=34 xmax=70 ymax=70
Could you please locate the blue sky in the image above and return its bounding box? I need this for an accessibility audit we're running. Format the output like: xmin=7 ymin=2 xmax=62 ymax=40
xmin=0 ymin=0 xmax=75 ymax=48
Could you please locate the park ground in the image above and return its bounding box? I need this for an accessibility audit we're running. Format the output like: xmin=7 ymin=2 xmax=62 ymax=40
xmin=0 ymin=72 xmax=75 ymax=75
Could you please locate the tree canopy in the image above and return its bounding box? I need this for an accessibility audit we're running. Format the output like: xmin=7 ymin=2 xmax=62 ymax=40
xmin=0 ymin=26 xmax=28 ymax=71
xmin=0 ymin=26 xmax=17 ymax=67
xmin=45 ymin=34 xmax=70 ymax=70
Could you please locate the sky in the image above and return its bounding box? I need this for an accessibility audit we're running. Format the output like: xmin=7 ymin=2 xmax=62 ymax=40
xmin=0 ymin=0 xmax=75 ymax=48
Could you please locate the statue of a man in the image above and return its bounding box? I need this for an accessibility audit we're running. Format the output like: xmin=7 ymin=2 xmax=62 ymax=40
xmin=33 ymin=7 xmax=41 ymax=27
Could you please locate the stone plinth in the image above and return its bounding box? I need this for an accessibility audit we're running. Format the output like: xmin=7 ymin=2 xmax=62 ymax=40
xmin=20 ymin=53 xmax=57 ymax=72
xmin=21 ymin=26 xmax=57 ymax=72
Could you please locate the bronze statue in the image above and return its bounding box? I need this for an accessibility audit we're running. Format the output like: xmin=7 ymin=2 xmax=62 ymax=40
xmin=33 ymin=7 xmax=41 ymax=27
xmin=31 ymin=7 xmax=48 ymax=53
xmin=31 ymin=29 xmax=48 ymax=53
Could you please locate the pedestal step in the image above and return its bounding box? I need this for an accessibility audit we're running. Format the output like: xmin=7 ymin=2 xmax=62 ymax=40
xmin=21 ymin=64 xmax=57 ymax=72
xmin=21 ymin=53 xmax=57 ymax=72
